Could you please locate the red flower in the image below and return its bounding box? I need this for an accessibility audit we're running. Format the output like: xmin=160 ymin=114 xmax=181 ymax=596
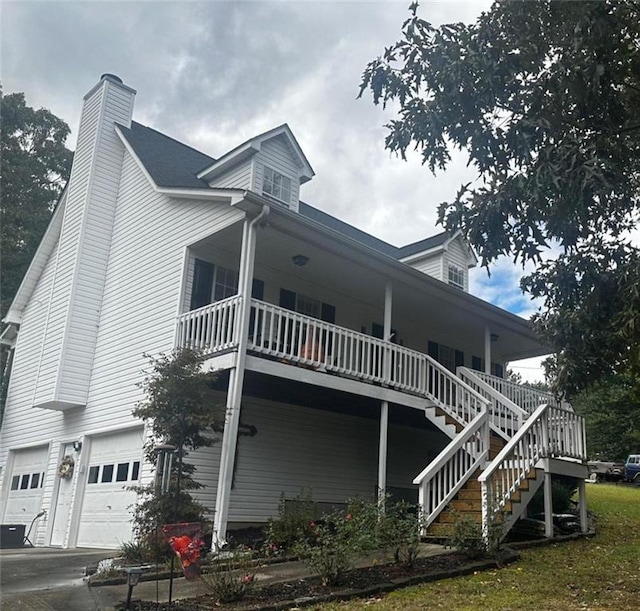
xmin=345 ymin=513 xmax=352 ymax=521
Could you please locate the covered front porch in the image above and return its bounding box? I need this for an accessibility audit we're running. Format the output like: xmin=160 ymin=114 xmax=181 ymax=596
xmin=174 ymin=197 xmax=586 ymax=542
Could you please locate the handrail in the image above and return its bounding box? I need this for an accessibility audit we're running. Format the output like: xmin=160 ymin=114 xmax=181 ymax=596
xmin=175 ymin=296 xmax=241 ymax=353
xmin=413 ymin=410 xmax=490 ymax=529
xmin=478 ymin=403 xmax=586 ymax=537
xmin=246 ymin=299 xmax=489 ymax=426
xmin=458 ymin=367 xmax=528 ymax=437
xmin=467 ymin=369 xmax=570 ymax=413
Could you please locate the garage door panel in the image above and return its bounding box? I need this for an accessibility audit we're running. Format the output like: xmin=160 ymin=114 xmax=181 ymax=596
xmin=77 ymin=429 xmax=143 ymax=548
xmin=4 ymin=447 xmax=48 ymax=525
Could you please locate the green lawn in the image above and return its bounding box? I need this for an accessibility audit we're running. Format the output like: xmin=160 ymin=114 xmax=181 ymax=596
xmin=316 ymin=484 xmax=640 ymax=611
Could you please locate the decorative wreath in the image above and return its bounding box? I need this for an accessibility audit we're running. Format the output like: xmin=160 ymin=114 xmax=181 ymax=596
xmin=58 ymin=455 xmax=75 ymax=479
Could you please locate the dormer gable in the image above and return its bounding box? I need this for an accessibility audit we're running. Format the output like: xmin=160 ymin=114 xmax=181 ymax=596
xmin=197 ymin=124 xmax=314 ymax=212
xmin=399 ymin=230 xmax=477 ymax=291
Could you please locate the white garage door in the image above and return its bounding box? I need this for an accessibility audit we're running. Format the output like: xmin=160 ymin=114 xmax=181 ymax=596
xmin=77 ymin=429 xmax=143 ymax=548
xmin=3 ymin=446 xmax=48 ymax=526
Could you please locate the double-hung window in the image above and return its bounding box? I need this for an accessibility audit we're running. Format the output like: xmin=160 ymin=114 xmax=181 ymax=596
xmin=262 ymin=165 xmax=292 ymax=205
xmin=448 ymin=264 xmax=465 ymax=290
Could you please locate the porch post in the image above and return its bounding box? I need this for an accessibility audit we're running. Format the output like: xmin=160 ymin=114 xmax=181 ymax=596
xmin=378 ymin=282 xmax=393 ymax=504
xmin=213 ymin=206 xmax=269 ymax=545
xmin=543 ymin=462 xmax=554 ymax=538
xmin=578 ymin=478 xmax=589 ymax=533
xmin=484 ymin=325 xmax=491 ymax=374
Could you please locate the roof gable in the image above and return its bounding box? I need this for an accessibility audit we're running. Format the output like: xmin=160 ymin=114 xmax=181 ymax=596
xmin=197 ymin=124 xmax=314 ymax=184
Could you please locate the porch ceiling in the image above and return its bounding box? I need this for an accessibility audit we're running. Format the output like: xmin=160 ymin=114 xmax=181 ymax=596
xmin=191 ymin=203 xmax=548 ymax=362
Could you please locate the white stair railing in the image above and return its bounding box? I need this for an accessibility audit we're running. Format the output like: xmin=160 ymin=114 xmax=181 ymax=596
xmin=458 ymin=367 xmax=528 ymax=437
xmin=413 ymin=410 xmax=490 ymax=530
xmin=468 ymin=369 xmax=570 ymax=413
xmin=478 ymin=403 xmax=586 ymax=538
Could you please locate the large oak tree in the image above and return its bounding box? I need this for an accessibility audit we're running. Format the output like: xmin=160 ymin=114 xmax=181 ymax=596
xmin=360 ymin=1 xmax=640 ymax=397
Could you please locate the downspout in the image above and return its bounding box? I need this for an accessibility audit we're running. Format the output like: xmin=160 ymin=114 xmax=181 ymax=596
xmin=213 ymin=204 xmax=270 ymax=545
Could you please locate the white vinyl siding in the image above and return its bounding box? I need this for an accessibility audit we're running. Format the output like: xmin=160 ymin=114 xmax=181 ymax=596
xmin=190 ymin=397 xmax=447 ymax=524
xmin=33 ymin=80 xmax=135 ymax=409
xmin=0 ymin=150 xmax=243 ymax=546
xmin=407 ymin=255 xmax=443 ymax=281
xmin=443 ymin=238 xmax=470 ymax=292
xmin=85 ymin=150 xmax=244 ymax=428
xmin=208 ymin=160 xmax=252 ymax=189
xmin=252 ymin=136 xmax=300 ymax=212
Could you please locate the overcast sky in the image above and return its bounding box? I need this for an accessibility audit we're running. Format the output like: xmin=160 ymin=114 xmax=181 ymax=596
xmin=1 ymin=0 xmax=546 ymax=380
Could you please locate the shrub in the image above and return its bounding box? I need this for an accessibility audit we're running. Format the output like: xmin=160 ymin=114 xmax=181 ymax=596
xmin=528 ymin=476 xmax=579 ymax=515
xmin=378 ymin=500 xmax=424 ymax=567
xmin=446 ymin=512 xmax=486 ymax=560
xmin=264 ymin=490 xmax=316 ymax=554
xmin=200 ymin=548 xmax=256 ymax=603
xmin=119 ymin=539 xmax=155 ymax=565
xmin=295 ymin=513 xmax=358 ymax=586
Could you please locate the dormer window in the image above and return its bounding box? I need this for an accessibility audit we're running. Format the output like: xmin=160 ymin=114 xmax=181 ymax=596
xmin=448 ymin=264 xmax=465 ymax=290
xmin=263 ymin=165 xmax=292 ymax=205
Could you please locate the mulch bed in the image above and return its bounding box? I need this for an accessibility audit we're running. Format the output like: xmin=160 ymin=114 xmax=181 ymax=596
xmin=119 ymin=550 xmax=519 ymax=610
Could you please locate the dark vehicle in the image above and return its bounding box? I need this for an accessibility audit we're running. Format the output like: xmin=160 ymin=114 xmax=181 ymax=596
xmin=587 ymin=461 xmax=625 ymax=483
xmin=624 ymin=455 xmax=640 ymax=483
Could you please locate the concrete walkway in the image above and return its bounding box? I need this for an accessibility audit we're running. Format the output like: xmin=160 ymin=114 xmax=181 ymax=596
xmin=90 ymin=542 xmax=448 ymax=609
xmin=0 ymin=543 xmax=448 ymax=609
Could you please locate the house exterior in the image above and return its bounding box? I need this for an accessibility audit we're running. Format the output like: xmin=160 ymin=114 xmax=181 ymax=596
xmin=0 ymin=75 xmax=588 ymax=549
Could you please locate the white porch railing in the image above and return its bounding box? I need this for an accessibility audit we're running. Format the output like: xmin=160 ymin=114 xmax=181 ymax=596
xmin=458 ymin=367 xmax=528 ymax=437
xmin=246 ymin=299 xmax=488 ymax=426
xmin=413 ymin=410 xmax=490 ymax=530
xmin=467 ymin=369 xmax=569 ymax=413
xmin=478 ymin=403 xmax=586 ymax=537
xmin=175 ymin=296 xmax=241 ymax=353
xmin=175 ymin=297 xmax=489 ymax=427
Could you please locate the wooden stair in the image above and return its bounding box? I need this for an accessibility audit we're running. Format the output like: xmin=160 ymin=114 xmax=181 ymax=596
xmin=425 ymin=433 xmax=539 ymax=538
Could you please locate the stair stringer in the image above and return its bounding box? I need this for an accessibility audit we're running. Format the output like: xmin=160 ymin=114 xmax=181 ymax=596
xmin=423 ymin=405 xmax=459 ymax=438
xmin=497 ymin=467 xmax=544 ymax=540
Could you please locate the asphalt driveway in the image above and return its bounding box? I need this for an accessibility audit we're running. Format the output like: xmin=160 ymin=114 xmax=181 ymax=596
xmin=0 ymin=546 xmax=118 ymax=610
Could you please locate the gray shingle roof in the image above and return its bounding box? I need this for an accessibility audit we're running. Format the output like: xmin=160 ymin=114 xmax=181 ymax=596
xmin=119 ymin=122 xmax=215 ymax=188
xmin=119 ymin=120 xmax=452 ymax=259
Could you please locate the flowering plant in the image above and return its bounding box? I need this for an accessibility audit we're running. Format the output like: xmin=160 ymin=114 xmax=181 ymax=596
xmin=57 ymin=455 xmax=75 ymax=479
xmin=162 ymin=522 xmax=204 ymax=579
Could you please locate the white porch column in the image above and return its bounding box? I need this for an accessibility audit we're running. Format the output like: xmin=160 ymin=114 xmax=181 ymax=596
xmin=543 ymin=466 xmax=554 ymax=538
xmin=213 ymin=206 xmax=269 ymax=544
xmin=578 ymin=478 xmax=589 ymax=533
xmin=484 ymin=325 xmax=492 ymax=374
xmin=378 ymin=282 xmax=393 ymax=503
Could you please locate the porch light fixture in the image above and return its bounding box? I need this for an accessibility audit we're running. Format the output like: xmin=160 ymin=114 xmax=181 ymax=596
xmin=490 ymin=333 xmax=499 ymax=343
xmin=292 ymin=254 xmax=309 ymax=267
xmin=72 ymin=440 xmax=83 ymax=453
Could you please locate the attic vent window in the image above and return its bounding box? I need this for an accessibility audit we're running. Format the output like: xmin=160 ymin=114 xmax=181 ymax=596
xmin=448 ymin=264 xmax=465 ymax=290
xmin=262 ymin=165 xmax=291 ymax=205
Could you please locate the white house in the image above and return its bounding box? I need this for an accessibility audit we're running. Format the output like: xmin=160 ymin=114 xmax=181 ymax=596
xmin=0 ymin=75 xmax=588 ymax=549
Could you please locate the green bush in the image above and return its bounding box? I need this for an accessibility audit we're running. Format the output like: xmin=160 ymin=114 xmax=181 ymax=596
xmin=528 ymin=476 xmax=579 ymax=515
xmin=377 ymin=500 xmax=424 ymax=567
xmin=294 ymin=510 xmax=363 ymax=586
xmin=446 ymin=512 xmax=487 ymax=560
xmin=264 ymin=490 xmax=316 ymax=554
xmin=201 ymin=548 xmax=256 ymax=603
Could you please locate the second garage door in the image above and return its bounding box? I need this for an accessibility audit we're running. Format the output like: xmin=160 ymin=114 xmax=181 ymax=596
xmin=3 ymin=445 xmax=48 ymax=527
xmin=77 ymin=429 xmax=143 ymax=548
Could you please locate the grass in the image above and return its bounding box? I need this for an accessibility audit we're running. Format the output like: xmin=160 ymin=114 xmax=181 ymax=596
xmin=315 ymin=484 xmax=640 ymax=611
